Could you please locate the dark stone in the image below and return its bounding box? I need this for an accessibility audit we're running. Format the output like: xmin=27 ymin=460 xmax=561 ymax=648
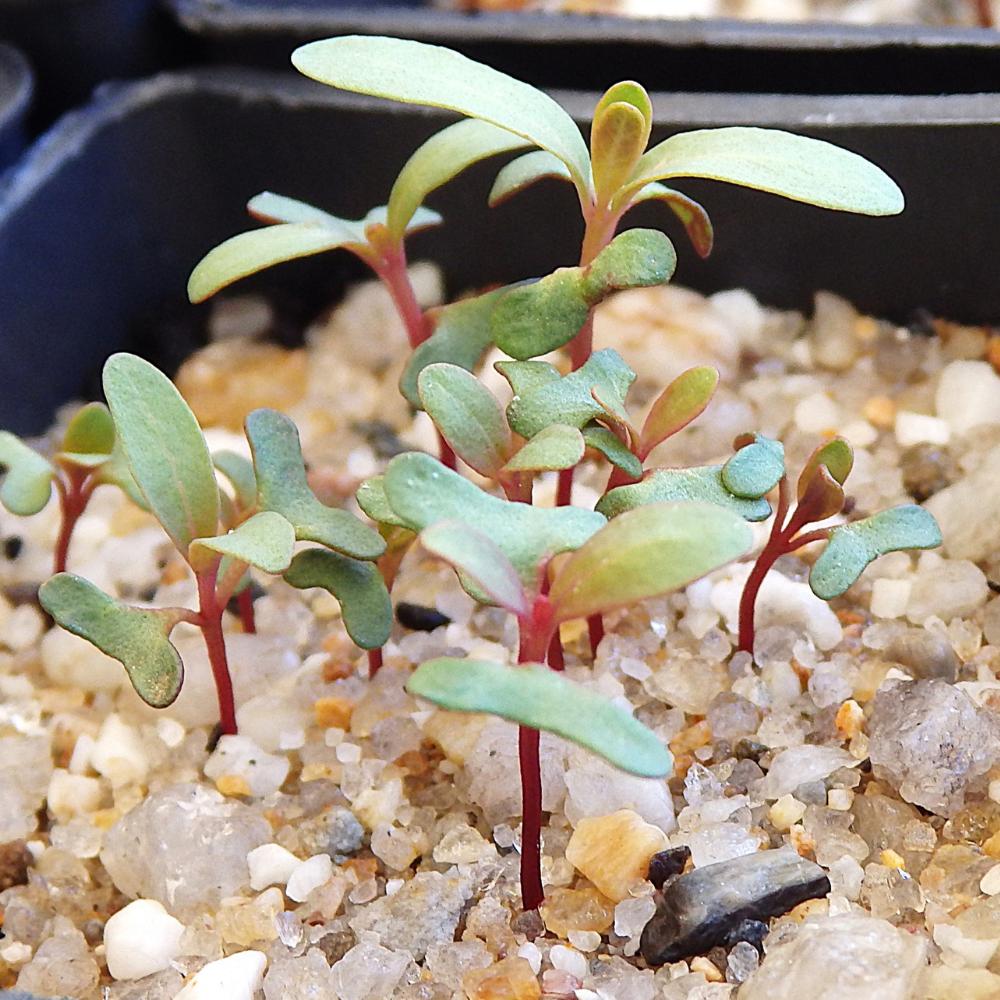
xmin=901 ymin=442 xmax=959 ymax=503
xmin=315 ymin=927 xmax=355 ymax=965
xmin=396 ymin=602 xmax=450 ymax=632
xmin=885 ymin=628 xmax=958 ymax=683
xmin=722 ymin=917 xmax=770 ymax=953
xmin=734 ymin=739 xmax=769 ymax=762
xmin=352 ymin=420 xmax=409 ymax=459
xmin=0 ymin=839 xmax=32 ymax=891
xmin=647 ymin=845 xmax=691 ymax=889
xmin=325 ymin=806 xmax=365 ymax=858
xmin=3 ymin=536 xmax=22 ymax=560
xmin=639 ymin=849 xmax=830 ymax=965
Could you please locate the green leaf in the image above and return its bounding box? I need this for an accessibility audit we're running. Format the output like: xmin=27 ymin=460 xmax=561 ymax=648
xmin=407 ymin=658 xmax=671 ymax=778
xmin=488 ymin=151 xmax=572 ymax=207
xmin=550 ymin=501 xmax=752 ymax=622
xmin=621 ymin=126 xmax=904 ymax=216
xmin=213 ymin=451 xmax=258 ymax=513
xmin=597 ymin=466 xmax=772 ymax=521
xmin=628 ymin=183 xmax=714 ymax=259
xmin=418 ymin=363 xmax=510 ymax=478
xmin=504 ymin=349 xmax=636 ymax=439
xmin=283 ymin=548 xmax=392 ymax=649
xmin=583 ymin=228 xmax=676 ymax=300
xmin=103 ymin=353 xmax=220 ymax=554
xmin=502 ymin=424 xmax=584 ymax=474
xmin=591 ymin=101 xmax=648 ymax=202
xmin=94 ymin=438 xmax=147 ymax=511
xmin=388 ymin=119 xmax=530 ymax=238
xmin=494 ymin=359 xmax=561 ymax=398
xmin=293 ymin=36 xmax=591 ymax=193
xmin=383 ymin=452 xmax=605 ymax=586
xmin=594 ymin=81 xmax=652 ymax=134
xmin=583 ymin=425 xmax=643 ymax=479
xmin=247 ymin=191 xmax=349 ymax=227
xmin=722 ymin=434 xmax=785 ymax=499
xmin=399 ymin=288 xmax=507 ymax=409
xmin=421 ymin=520 xmax=529 ymax=616
xmin=639 ymin=366 xmax=718 ymax=459
xmin=0 ymin=432 xmax=54 ymax=516
xmin=356 ymin=475 xmax=410 ymax=530
xmin=491 ymin=231 xmax=674 ymax=360
xmin=188 ymin=223 xmax=366 ymax=304
xmin=245 ymin=409 xmax=385 ymax=560
xmin=189 ymin=511 xmax=295 ymax=575
xmin=39 ymin=574 xmax=184 ymax=708
xmin=58 ymin=403 xmax=115 ymax=464
xmin=798 ymin=436 xmax=853 ymax=497
xmin=795 ymin=464 xmax=846 ymax=524
xmin=809 ymin=505 xmax=942 ymax=600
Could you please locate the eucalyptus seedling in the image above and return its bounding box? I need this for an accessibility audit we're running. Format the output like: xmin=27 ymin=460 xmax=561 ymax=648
xmin=0 ymin=404 xmax=143 ymax=574
xmin=737 ymin=436 xmax=942 ymax=656
xmin=402 ymin=496 xmax=753 ymax=909
xmin=39 ymin=354 xmax=390 ymax=736
xmin=290 ymin=34 xmax=904 ymax=504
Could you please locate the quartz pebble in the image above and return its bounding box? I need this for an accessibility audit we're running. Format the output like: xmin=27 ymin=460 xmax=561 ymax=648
xmin=566 ymin=810 xmax=669 ymax=902
xmin=91 ymin=714 xmax=148 ymax=787
xmin=205 ymin=734 xmax=289 ymax=797
xmin=174 ymin=950 xmax=267 ymax=1000
xmin=906 ymin=558 xmax=988 ymax=624
xmin=738 ymin=914 xmax=925 ymax=1000
xmin=104 ymin=899 xmax=185 ymax=980
xmin=329 ymin=941 xmax=411 ymax=1000
xmin=640 ymin=849 xmax=829 ymax=964
xmin=463 ymin=955 xmax=541 ymax=1000
xmin=247 ymin=843 xmax=300 ymax=891
xmin=758 ymin=746 xmax=858 ymax=801
xmin=926 ymin=443 xmax=1000 ymax=561
xmin=285 ymin=853 xmax=333 ymax=902
xmin=936 ymin=360 xmax=1000 ymax=435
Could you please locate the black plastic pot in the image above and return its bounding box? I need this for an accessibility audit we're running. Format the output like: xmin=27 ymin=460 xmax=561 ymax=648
xmin=166 ymin=5 xmax=1000 ymax=95
xmin=0 ymin=42 xmax=31 ymax=170
xmin=0 ymin=0 xmax=189 ymax=127
xmin=0 ymin=68 xmax=997 ymax=434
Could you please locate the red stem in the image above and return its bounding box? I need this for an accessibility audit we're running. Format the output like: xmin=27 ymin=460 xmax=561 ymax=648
xmin=547 ymin=629 xmax=565 ymax=671
xmin=376 ymin=245 xmax=427 ymax=349
xmin=367 ymin=647 xmax=383 ymax=678
xmin=587 ymin=613 xmax=604 ymax=657
xmin=236 ymin=587 xmax=256 ymax=634
xmin=53 ymin=472 xmax=93 ymax=575
xmin=436 ymin=431 xmax=457 ymax=472
xmin=974 ymin=0 xmax=994 ymax=26
xmin=197 ymin=566 xmax=238 ymax=736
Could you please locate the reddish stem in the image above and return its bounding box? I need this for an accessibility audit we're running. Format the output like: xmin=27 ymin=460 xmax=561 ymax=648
xmin=53 ymin=471 xmax=93 ymax=575
xmin=376 ymin=245 xmax=427 ymax=349
xmin=367 ymin=646 xmax=383 ymax=678
xmin=236 ymin=587 xmax=256 ymax=634
xmin=547 ymin=629 xmax=565 ymax=671
xmin=975 ymin=0 xmax=994 ymax=26
xmin=555 ymin=467 xmax=574 ymax=507
xmin=587 ymin=613 xmax=604 ymax=658
xmin=197 ymin=566 xmax=238 ymax=736
xmin=436 ymin=431 xmax=457 ymax=472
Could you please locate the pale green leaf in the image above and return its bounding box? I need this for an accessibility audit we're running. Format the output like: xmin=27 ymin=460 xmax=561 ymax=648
xmin=809 ymin=505 xmax=942 ymax=600
xmin=94 ymin=438 xmax=147 ymax=511
xmin=59 ymin=402 xmax=115 ymax=463
xmin=504 ymin=349 xmax=636 ymax=439
xmin=591 ymin=101 xmax=648 ymax=202
xmin=356 ymin=475 xmax=410 ymax=530
xmin=213 ymin=451 xmax=258 ymax=513
xmin=722 ymin=434 xmax=785 ymax=499
xmin=103 ymin=353 xmax=219 ymax=554
xmin=388 ymin=119 xmax=530 ymax=238
xmin=550 ymin=502 xmax=752 ymax=622
xmin=494 ymin=359 xmax=561 ymax=398
xmin=597 ymin=466 xmax=772 ymax=521
xmin=582 ymin=228 xmax=676 ymax=300
xmin=488 ymin=151 xmax=572 ymax=207
xmin=502 ymin=424 xmax=585 ymax=474
xmin=39 ymin=574 xmax=184 ymax=708
xmin=407 ymin=658 xmax=671 ymax=778
xmin=594 ymin=81 xmax=652 ymax=132
xmin=421 ymin=520 xmax=529 ymax=616
xmin=583 ymin=425 xmax=643 ymax=479
xmin=283 ymin=548 xmax=392 ymax=649
xmin=0 ymin=432 xmax=54 ymax=516
xmin=245 ymin=409 xmax=385 ymax=560
xmin=399 ymin=288 xmax=507 ymax=408
xmin=491 ymin=269 xmax=591 ymax=360
xmin=418 ymin=363 xmax=510 ymax=478
xmin=639 ymin=366 xmax=718 ymax=459
xmin=247 ymin=191 xmax=351 ymax=227
xmin=292 ymin=35 xmax=592 ymax=192
xmin=383 ymin=452 xmax=605 ymax=586
xmin=798 ymin=436 xmax=854 ymax=497
xmin=188 ymin=223 xmax=366 ymax=304
xmin=189 ymin=511 xmax=295 ymax=575
xmin=622 ymin=126 xmax=904 ymax=216
xmin=628 ymin=183 xmax=714 ymax=258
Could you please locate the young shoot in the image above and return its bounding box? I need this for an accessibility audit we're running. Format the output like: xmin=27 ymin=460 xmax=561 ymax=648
xmin=0 ymin=404 xmax=144 ymax=574
xmin=737 ymin=435 xmax=942 ymax=657
xmin=364 ymin=448 xmax=753 ymax=909
xmin=39 ymin=354 xmax=390 ymax=736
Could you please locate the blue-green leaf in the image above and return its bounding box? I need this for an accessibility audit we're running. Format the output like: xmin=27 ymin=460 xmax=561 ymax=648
xmin=502 ymin=424 xmax=585 ymax=474
xmin=583 ymin=425 xmax=643 ymax=479
xmin=722 ymin=434 xmax=785 ymax=499
xmin=488 ymin=150 xmax=572 ymax=207
xmin=0 ymin=432 xmax=54 ymax=516
xmin=189 ymin=511 xmax=296 ymax=575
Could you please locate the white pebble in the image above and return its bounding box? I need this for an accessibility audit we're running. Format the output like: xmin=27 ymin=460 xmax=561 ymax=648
xmin=827 ymin=789 xmax=854 ymax=811
xmin=173 ymin=950 xmax=267 ymax=1000
xmin=40 ymin=626 xmax=124 ymax=692
xmin=91 ymin=714 xmax=148 ymax=787
xmin=895 ymin=411 xmax=950 ymax=447
xmin=517 ymin=941 xmax=542 ymax=974
xmin=47 ymin=770 xmax=102 ymax=820
xmin=336 ymin=741 xmax=362 ymax=764
xmin=933 ymin=922 xmax=1000 ymax=969
xmin=567 ymin=930 xmax=602 ymax=952
xmin=68 ymin=734 xmax=95 ymax=775
xmin=285 ymin=853 xmax=333 ymax=902
xmin=990 ymin=781 xmax=1000 ymax=804
xmin=936 ymin=360 xmax=1000 ymax=435
xmin=156 ymin=717 xmax=186 ymax=749
xmin=549 ymin=944 xmax=587 ymax=980
xmin=104 ymin=899 xmax=185 ymax=980
xmin=247 ymin=843 xmax=300 ymax=891
xmin=794 ymin=391 xmax=840 ymax=434
xmin=204 ymin=734 xmax=289 ymax=797
xmin=0 ymin=941 xmax=32 ymax=965
xmin=870 ymin=578 xmax=912 ymax=620
xmin=981 ymin=865 xmax=1000 ymax=896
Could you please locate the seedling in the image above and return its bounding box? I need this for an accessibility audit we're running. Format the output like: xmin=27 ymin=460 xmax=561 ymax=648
xmin=39 ymin=354 xmax=390 ymax=735
xmin=736 ymin=436 xmax=942 ymax=656
xmin=369 ymin=449 xmax=753 ymax=908
xmin=0 ymin=405 xmax=144 ymax=574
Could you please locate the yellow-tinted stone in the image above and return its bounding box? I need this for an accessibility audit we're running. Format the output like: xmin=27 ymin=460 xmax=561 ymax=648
xmin=862 ymin=395 xmax=896 ymax=429
xmin=565 ymin=810 xmax=669 ymax=903
xmin=690 ymin=956 xmax=723 ymax=982
xmin=983 ymin=831 xmax=1000 ymax=859
xmin=881 ymin=849 xmax=906 ymax=870
xmin=424 ymin=710 xmax=489 ymax=765
xmin=540 ymin=887 xmax=615 ymax=938
xmin=314 ymin=696 xmax=354 ymax=730
xmin=215 ymin=774 xmax=252 ymax=797
xmin=463 ymin=956 xmax=541 ymax=1000
xmin=835 ymin=699 xmax=865 ymax=739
